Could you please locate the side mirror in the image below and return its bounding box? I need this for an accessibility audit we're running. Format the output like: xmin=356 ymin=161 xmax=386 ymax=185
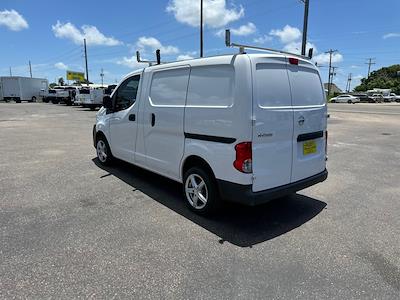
xmin=103 ymin=95 xmax=113 ymax=109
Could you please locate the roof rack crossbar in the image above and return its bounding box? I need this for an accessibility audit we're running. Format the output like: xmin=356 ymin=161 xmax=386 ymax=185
xmin=225 ymin=29 xmax=313 ymax=59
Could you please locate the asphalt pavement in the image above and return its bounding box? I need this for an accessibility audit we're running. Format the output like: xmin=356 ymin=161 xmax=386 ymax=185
xmin=0 ymin=102 xmax=399 ymax=299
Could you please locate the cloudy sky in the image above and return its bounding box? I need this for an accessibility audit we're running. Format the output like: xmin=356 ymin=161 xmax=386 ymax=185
xmin=1 ymin=0 xmax=399 ymax=89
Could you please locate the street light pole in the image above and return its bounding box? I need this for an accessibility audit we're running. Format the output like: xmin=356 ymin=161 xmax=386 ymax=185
xmin=301 ymin=0 xmax=310 ymax=56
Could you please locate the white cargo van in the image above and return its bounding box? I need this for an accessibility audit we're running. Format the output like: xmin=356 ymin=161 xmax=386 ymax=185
xmin=79 ymin=87 xmax=105 ymax=110
xmin=93 ymin=51 xmax=328 ymax=214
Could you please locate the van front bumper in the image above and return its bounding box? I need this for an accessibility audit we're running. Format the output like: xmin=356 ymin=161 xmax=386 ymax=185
xmin=216 ymin=169 xmax=328 ymax=206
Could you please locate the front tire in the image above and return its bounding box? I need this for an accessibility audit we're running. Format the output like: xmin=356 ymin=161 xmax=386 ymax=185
xmin=331 ymin=100 xmax=336 ymax=103
xmin=183 ymin=167 xmax=220 ymax=215
xmin=96 ymin=136 xmax=113 ymax=165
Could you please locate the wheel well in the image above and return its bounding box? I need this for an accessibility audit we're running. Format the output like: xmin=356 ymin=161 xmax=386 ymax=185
xmin=182 ymin=156 xmax=215 ymax=179
xmin=95 ymin=131 xmax=107 ymax=144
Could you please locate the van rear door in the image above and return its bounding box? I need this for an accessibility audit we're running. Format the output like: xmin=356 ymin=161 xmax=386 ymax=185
xmin=287 ymin=59 xmax=327 ymax=182
xmin=250 ymin=56 xmax=294 ymax=192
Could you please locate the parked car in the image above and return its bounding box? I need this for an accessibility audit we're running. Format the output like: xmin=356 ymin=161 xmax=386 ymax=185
xmin=93 ymin=53 xmax=328 ymax=214
xmin=330 ymin=94 xmax=360 ymax=103
xmin=51 ymin=86 xmax=70 ymax=104
xmin=43 ymin=89 xmax=57 ymax=103
xmin=371 ymin=94 xmax=384 ymax=103
xmin=63 ymin=86 xmax=79 ymax=106
xmin=389 ymin=93 xmax=400 ymax=102
xmin=352 ymin=93 xmax=375 ymax=103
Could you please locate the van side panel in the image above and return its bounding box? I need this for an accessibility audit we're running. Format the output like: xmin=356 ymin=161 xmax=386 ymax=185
xmin=250 ymin=56 xmax=294 ymax=192
xmin=183 ymin=55 xmax=252 ymax=184
xmin=142 ymin=66 xmax=190 ymax=180
xmin=287 ymin=60 xmax=327 ymax=182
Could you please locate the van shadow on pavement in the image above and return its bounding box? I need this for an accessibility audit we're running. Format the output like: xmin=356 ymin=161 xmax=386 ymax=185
xmin=92 ymin=158 xmax=327 ymax=247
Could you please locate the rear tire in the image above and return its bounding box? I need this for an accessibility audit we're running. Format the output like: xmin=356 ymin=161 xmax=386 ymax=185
xmin=31 ymin=96 xmax=37 ymax=102
xmin=331 ymin=100 xmax=336 ymax=103
xmin=96 ymin=136 xmax=113 ymax=166
xmin=183 ymin=167 xmax=220 ymax=215
xmin=347 ymin=100 xmax=352 ymax=104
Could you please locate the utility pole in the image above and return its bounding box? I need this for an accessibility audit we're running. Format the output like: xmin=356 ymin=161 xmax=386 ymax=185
xmin=100 ymin=68 xmax=104 ymax=87
xmin=330 ymin=66 xmax=338 ymax=91
xmin=346 ymin=73 xmax=352 ymax=92
xmin=84 ymin=38 xmax=89 ymax=86
xmin=29 ymin=61 xmax=33 ymax=78
xmin=365 ymin=58 xmax=376 ymax=78
xmin=200 ymin=0 xmax=204 ymax=57
xmin=9 ymin=67 xmax=12 ymax=77
xmin=325 ymin=49 xmax=338 ymax=96
xmin=301 ymin=0 xmax=310 ymax=56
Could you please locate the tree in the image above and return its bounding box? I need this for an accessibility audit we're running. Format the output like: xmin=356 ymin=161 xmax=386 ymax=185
xmin=49 ymin=82 xmax=57 ymax=88
xmin=354 ymin=64 xmax=400 ymax=94
xmin=58 ymin=77 xmax=65 ymax=86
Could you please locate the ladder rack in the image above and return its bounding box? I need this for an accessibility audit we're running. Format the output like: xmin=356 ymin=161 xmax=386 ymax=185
xmin=225 ymin=29 xmax=313 ymax=59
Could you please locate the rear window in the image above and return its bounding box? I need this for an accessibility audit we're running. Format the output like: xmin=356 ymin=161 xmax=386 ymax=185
xmin=79 ymin=89 xmax=90 ymax=94
xmin=187 ymin=65 xmax=234 ymax=107
xmin=255 ymin=62 xmax=292 ymax=107
xmin=287 ymin=64 xmax=325 ymax=106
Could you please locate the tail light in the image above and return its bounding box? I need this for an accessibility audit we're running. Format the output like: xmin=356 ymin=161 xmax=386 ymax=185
xmin=234 ymin=142 xmax=252 ymax=173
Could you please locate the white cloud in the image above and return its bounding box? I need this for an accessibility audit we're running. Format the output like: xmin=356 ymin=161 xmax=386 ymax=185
xmin=383 ymin=32 xmax=400 ymax=39
xmin=177 ymin=54 xmax=194 ymax=61
xmin=269 ymin=25 xmax=301 ymax=44
xmin=52 ymin=21 xmax=122 ymax=46
xmin=136 ymin=36 xmax=179 ymax=55
xmin=54 ymin=62 xmax=68 ymax=70
xmin=216 ymin=22 xmax=256 ymax=37
xmin=253 ymin=35 xmax=272 ymax=44
xmin=166 ymin=0 xmax=244 ymax=28
xmin=117 ymin=56 xmax=148 ymax=69
xmin=313 ymin=52 xmax=343 ymax=65
xmin=0 ymin=9 xmax=28 ymax=31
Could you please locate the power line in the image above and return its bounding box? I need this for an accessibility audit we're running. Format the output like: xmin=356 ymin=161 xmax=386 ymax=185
xmin=365 ymin=58 xmax=376 ymax=78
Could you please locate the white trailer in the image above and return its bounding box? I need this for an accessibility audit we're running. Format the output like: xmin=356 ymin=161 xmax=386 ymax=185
xmin=0 ymin=76 xmax=48 ymax=103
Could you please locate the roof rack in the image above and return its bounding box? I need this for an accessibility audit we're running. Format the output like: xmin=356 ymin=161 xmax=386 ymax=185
xmin=136 ymin=49 xmax=166 ymax=66
xmin=225 ymin=29 xmax=313 ymax=59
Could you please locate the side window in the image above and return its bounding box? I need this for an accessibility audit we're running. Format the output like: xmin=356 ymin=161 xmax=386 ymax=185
xmin=114 ymin=75 xmax=140 ymax=111
xmin=187 ymin=65 xmax=234 ymax=107
xmin=150 ymin=67 xmax=190 ymax=106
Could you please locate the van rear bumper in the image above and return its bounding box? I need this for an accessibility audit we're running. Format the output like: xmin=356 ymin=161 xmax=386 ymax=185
xmin=217 ymin=169 xmax=328 ymax=206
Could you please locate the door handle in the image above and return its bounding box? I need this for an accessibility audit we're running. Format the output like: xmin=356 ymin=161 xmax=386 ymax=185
xmin=129 ymin=114 xmax=136 ymax=121
xmin=151 ymin=113 xmax=155 ymax=127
